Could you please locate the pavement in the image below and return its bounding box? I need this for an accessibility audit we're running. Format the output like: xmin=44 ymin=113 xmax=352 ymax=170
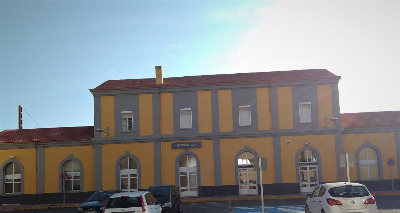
xmin=1 ymin=191 xmax=399 ymax=212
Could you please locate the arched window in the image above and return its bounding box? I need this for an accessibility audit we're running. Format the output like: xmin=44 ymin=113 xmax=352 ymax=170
xmin=62 ymin=160 xmax=81 ymax=192
xmin=119 ymin=157 xmax=138 ymax=191
xmin=298 ymin=149 xmax=317 ymax=163
xmin=4 ymin=162 xmax=21 ymax=194
xmin=359 ymin=147 xmax=378 ymax=180
xmin=237 ymin=151 xmax=257 ymax=195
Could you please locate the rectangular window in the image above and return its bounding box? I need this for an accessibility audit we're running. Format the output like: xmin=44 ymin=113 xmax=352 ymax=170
xmin=239 ymin=105 xmax=251 ymax=126
xmin=121 ymin=111 xmax=133 ymax=132
xmin=180 ymin=108 xmax=192 ymax=129
xmin=299 ymin=102 xmax=312 ymax=123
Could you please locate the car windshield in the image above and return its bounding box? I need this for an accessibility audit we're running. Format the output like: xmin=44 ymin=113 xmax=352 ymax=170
xmin=106 ymin=196 xmax=142 ymax=208
xmin=148 ymin=186 xmax=170 ymax=196
xmin=88 ymin=191 xmax=115 ymax=201
xmin=328 ymin=185 xmax=370 ymax=197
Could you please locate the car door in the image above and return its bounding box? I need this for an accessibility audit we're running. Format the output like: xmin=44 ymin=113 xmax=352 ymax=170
xmin=307 ymin=186 xmax=320 ymax=213
xmin=172 ymin=186 xmax=181 ymax=212
xmin=145 ymin=193 xmax=162 ymax=213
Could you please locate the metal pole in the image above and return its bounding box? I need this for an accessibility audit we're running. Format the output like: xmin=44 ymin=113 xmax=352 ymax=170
xmin=259 ymin=157 xmax=264 ymax=213
xmin=346 ymin=153 xmax=350 ymax=182
xmin=391 ymin=167 xmax=394 ymax=192
xmin=63 ymin=179 xmax=66 ymax=204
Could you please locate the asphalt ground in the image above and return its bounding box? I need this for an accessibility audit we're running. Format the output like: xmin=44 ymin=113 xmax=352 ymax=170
xmin=1 ymin=191 xmax=399 ymax=212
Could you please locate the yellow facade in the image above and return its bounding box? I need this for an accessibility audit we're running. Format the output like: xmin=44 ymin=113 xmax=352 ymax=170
xmin=0 ymin=148 xmax=37 ymax=194
xmin=280 ymin=135 xmax=337 ymax=183
xmin=44 ymin=146 xmax=95 ymax=193
xmin=317 ymin=84 xmax=334 ymax=127
xmin=101 ymin=142 xmax=155 ymax=190
xmin=197 ymin=91 xmax=213 ymax=133
xmin=160 ymin=140 xmax=215 ymax=186
xmin=139 ymin=94 xmax=154 ymax=136
xmin=160 ymin=93 xmax=174 ymax=135
xmin=220 ymin=137 xmax=275 ymax=185
xmin=277 ymin=86 xmax=294 ymax=129
xmin=218 ymin=90 xmax=233 ymax=132
xmin=256 ymin=87 xmax=272 ymax=130
xmin=100 ymin=95 xmax=115 ymax=137
xmin=342 ymin=133 xmax=398 ymax=180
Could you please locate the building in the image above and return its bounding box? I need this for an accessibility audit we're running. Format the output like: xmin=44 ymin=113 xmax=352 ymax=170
xmin=1 ymin=67 xmax=399 ymax=204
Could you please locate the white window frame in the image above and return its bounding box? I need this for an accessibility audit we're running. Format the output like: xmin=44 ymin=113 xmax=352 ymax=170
xmin=239 ymin=105 xmax=251 ymax=126
xmin=4 ymin=162 xmax=22 ymax=194
xmin=180 ymin=108 xmax=192 ymax=129
xmin=359 ymin=148 xmax=379 ymax=180
xmin=299 ymin=102 xmax=312 ymax=123
xmin=63 ymin=160 xmax=81 ymax=192
xmin=120 ymin=157 xmax=138 ymax=192
xmin=121 ymin=111 xmax=133 ymax=132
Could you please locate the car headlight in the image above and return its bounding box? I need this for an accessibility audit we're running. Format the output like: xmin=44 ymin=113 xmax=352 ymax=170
xmin=77 ymin=207 xmax=83 ymax=211
xmin=162 ymin=202 xmax=172 ymax=208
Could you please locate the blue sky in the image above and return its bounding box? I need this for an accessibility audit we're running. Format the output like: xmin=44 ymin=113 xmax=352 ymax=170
xmin=1 ymin=0 xmax=399 ymax=131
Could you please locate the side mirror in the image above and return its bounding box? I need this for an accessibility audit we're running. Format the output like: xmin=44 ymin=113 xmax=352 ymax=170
xmin=307 ymin=194 xmax=312 ymax=198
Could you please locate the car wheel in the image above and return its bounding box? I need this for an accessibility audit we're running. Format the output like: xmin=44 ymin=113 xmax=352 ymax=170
xmin=305 ymin=205 xmax=311 ymax=213
xmin=321 ymin=209 xmax=325 ymax=213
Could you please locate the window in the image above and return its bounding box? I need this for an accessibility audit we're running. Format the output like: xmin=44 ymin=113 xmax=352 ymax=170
xmin=121 ymin=111 xmax=133 ymax=132
xmin=4 ymin=162 xmax=21 ymax=194
xmin=359 ymin=147 xmax=378 ymax=180
xmin=299 ymin=102 xmax=312 ymax=123
xmin=299 ymin=149 xmax=317 ymax=163
xmin=180 ymin=108 xmax=192 ymax=129
xmin=120 ymin=157 xmax=138 ymax=191
xmin=239 ymin=105 xmax=251 ymax=126
xmin=63 ymin=160 xmax=81 ymax=192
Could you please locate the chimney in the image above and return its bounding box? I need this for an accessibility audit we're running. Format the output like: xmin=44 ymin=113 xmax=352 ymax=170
xmin=18 ymin=105 xmax=23 ymax=130
xmin=155 ymin=66 xmax=163 ymax=85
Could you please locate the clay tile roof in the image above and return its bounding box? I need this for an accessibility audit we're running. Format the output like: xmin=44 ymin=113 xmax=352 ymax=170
xmin=341 ymin=111 xmax=400 ymax=129
xmin=91 ymin=69 xmax=339 ymax=91
xmin=0 ymin=126 xmax=93 ymax=144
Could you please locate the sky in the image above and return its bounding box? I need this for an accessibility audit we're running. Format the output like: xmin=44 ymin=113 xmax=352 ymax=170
xmin=0 ymin=0 xmax=399 ymax=131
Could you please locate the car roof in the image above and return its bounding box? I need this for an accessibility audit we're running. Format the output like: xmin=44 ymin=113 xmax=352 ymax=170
xmin=110 ymin=191 xmax=148 ymax=198
xmin=320 ymin=182 xmax=366 ymax=188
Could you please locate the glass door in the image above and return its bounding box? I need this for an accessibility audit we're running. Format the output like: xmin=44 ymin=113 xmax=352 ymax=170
xmin=179 ymin=155 xmax=198 ymax=197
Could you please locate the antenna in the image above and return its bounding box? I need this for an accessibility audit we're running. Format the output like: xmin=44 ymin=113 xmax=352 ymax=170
xmin=18 ymin=105 xmax=23 ymax=130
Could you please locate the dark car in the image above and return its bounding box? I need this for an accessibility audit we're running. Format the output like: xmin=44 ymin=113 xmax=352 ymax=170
xmin=148 ymin=185 xmax=182 ymax=213
xmin=77 ymin=191 xmax=117 ymax=213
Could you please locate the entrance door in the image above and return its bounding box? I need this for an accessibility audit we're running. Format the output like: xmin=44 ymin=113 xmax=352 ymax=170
xmin=238 ymin=152 xmax=258 ymax=195
xmin=298 ymin=149 xmax=319 ymax=193
xmin=299 ymin=165 xmax=318 ymax=193
xmin=179 ymin=154 xmax=198 ymax=197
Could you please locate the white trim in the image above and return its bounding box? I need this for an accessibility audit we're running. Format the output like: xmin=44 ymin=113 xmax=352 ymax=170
xmin=121 ymin=111 xmax=133 ymax=114
xmin=299 ymin=102 xmax=312 ymax=123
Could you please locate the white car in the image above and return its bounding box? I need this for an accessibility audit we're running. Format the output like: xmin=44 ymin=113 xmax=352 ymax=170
xmin=103 ymin=191 xmax=162 ymax=213
xmin=305 ymin=182 xmax=378 ymax=213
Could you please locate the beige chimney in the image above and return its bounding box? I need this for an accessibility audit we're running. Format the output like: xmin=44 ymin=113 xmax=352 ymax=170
xmin=155 ymin=66 xmax=163 ymax=85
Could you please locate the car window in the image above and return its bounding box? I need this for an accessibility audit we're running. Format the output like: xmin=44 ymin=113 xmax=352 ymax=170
xmin=145 ymin=193 xmax=156 ymax=205
xmin=318 ymin=186 xmax=326 ymax=197
xmin=328 ymin=185 xmax=370 ymax=197
xmin=88 ymin=191 xmax=115 ymax=201
xmin=311 ymin=186 xmax=320 ymax=197
xmin=105 ymin=196 xmax=141 ymax=208
xmin=148 ymin=186 xmax=170 ymax=196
